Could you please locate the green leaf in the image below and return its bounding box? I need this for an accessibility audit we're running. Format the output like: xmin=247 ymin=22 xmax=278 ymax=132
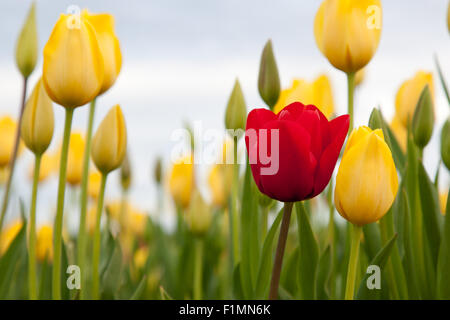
xmin=160 ymin=286 xmax=174 ymax=300
xmin=254 ymin=207 xmax=283 ymax=298
xmin=434 ymin=54 xmax=450 ymax=107
xmin=101 ymin=240 xmax=123 ymax=299
xmin=437 ymin=186 xmax=450 ymax=299
xmin=232 ymin=263 xmax=244 ymax=299
xmin=315 ymin=245 xmax=331 ymax=300
xmin=100 ymin=230 xmax=116 ymax=278
xmin=356 ymin=233 xmax=398 ymax=300
xmin=362 ymin=223 xmax=381 ymax=261
xmin=130 ymin=275 xmax=147 ymax=300
xmin=296 ymin=202 xmax=318 ymax=299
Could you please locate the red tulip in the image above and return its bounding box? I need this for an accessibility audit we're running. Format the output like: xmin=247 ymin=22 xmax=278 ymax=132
xmin=245 ymin=102 xmax=349 ymax=202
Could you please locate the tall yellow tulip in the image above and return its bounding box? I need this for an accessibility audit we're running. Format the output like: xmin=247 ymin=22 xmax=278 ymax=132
xmin=43 ymin=13 xmax=104 ymax=108
xmin=169 ymin=154 xmax=194 ymax=209
xmin=66 ymin=132 xmax=85 ymax=186
xmin=83 ymin=10 xmax=122 ymax=95
xmin=335 ymin=126 xmax=398 ymax=300
xmin=314 ymin=0 xmax=382 ymax=73
xmin=395 ymin=71 xmax=434 ymax=127
xmin=0 ymin=220 xmax=23 ymax=255
xmin=0 ymin=116 xmax=21 ymax=167
xmin=273 ymin=75 xmax=335 ymax=118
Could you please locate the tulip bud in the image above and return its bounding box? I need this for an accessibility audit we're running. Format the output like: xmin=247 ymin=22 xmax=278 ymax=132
xmin=412 ymin=85 xmax=434 ymax=149
xmin=43 ymin=13 xmax=104 ymax=108
xmin=314 ymin=0 xmax=382 ymax=73
xmin=15 ymin=2 xmax=38 ymax=78
xmin=120 ymin=151 xmax=132 ymax=191
xmin=447 ymin=1 xmax=450 ymax=33
xmin=441 ymin=118 xmax=450 ymax=170
xmin=335 ymin=126 xmax=398 ymax=226
xmin=186 ymin=190 xmax=212 ymax=237
xmin=154 ymin=156 xmax=163 ymax=185
xmin=368 ymin=108 xmax=383 ymax=130
xmin=91 ymin=105 xmax=127 ymax=174
xmin=169 ymin=155 xmax=194 ymax=209
xmin=225 ymin=79 xmax=246 ymax=134
xmin=21 ymin=79 xmax=54 ymax=155
xmin=258 ymin=40 xmax=280 ymax=110
xmin=36 ymin=225 xmax=53 ymax=262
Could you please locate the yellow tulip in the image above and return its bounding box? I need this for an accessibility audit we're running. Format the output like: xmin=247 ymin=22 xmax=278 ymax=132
xmin=43 ymin=13 xmax=104 ymax=108
xmin=126 ymin=211 xmax=147 ymax=237
xmin=314 ymin=0 xmax=382 ymax=73
xmin=28 ymin=152 xmax=57 ymax=182
xmin=133 ymin=246 xmax=149 ymax=270
xmin=36 ymin=225 xmax=53 ymax=262
xmin=208 ymin=164 xmax=233 ymax=208
xmin=395 ymin=71 xmax=434 ymax=127
xmin=335 ymin=126 xmax=398 ymax=226
xmin=0 ymin=220 xmax=23 ymax=255
xmin=440 ymin=191 xmax=448 ymax=215
xmin=355 ymin=68 xmax=366 ymax=87
xmin=0 ymin=116 xmax=23 ymax=167
xmin=91 ymin=105 xmax=127 ymax=174
xmin=88 ymin=170 xmax=102 ymax=199
xmin=186 ymin=190 xmax=212 ymax=236
xmin=273 ymin=75 xmax=334 ymax=118
xmin=169 ymin=154 xmax=194 ymax=209
xmin=66 ymin=132 xmax=85 ymax=186
xmin=0 ymin=167 xmax=9 ymax=184
xmin=390 ymin=116 xmax=407 ymax=152
xmin=86 ymin=204 xmax=98 ymax=235
xmin=83 ymin=10 xmax=122 ymax=95
xmin=21 ymin=78 xmax=54 ymax=155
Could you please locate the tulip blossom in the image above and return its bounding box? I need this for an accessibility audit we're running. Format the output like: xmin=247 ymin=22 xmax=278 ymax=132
xmin=0 ymin=116 xmax=22 ymax=167
xmin=169 ymin=154 xmax=194 ymax=209
xmin=66 ymin=132 xmax=86 ymax=186
xmin=245 ymin=102 xmax=349 ymax=203
xmin=36 ymin=225 xmax=53 ymax=262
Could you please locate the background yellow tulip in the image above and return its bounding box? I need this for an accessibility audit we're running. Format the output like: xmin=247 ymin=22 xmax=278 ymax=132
xmin=440 ymin=191 xmax=448 ymax=215
xmin=0 ymin=116 xmax=23 ymax=167
xmin=43 ymin=13 xmax=104 ymax=108
xmin=314 ymin=0 xmax=382 ymax=73
xmin=390 ymin=116 xmax=407 ymax=152
xmin=91 ymin=105 xmax=127 ymax=174
xmin=0 ymin=220 xmax=23 ymax=255
xmin=36 ymin=225 xmax=53 ymax=262
xmin=83 ymin=10 xmax=122 ymax=95
xmin=88 ymin=170 xmax=102 ymax=199
xmin=66 ymin=132 xmax=85 ymax=186
xmin=21 ymin=79 xmax=54 ymax=155
xmin=28 ymin=153 xmax=57 ymax=183
xmin=335 ymin=126 xmax=398 ymax=226
xmin=273 ymin=75 xmax=335 ymax=118
xmin=168 ymin=154 xmax=194 ymax=209
xmin=186 ymin=190 xmax=212 ymax=236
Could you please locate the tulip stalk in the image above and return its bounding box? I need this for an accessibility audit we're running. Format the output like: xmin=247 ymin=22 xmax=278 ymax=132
xmin=344 ymin=224 xmax=362 ymax=300
xmin=326 ymin=179 xmax=336 ymax=299
xmin=193 ymin=238 xmax=203 ymax=300
xmin=347 ymin=72 xmax=355 ymax=135
xmin=53 ymin=108 xmax=74 ymax=300
xmin=92 ymin=173 xmax=107 ymax=300
xmin=230 ymin=136 xmax=240 ymax=264
xmin=77 ymin=98 xmax=97 ymax=300
xmin=28 ymin=153 xmax=41 ymax=300
xmin=0 ymin=77 xmax=28 ymax=238
xmin=269 ymin=201 xmax=293 ymax=300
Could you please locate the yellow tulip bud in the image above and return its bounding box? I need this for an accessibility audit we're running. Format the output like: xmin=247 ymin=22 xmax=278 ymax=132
xmin=225 ymin=79 xmax=246 ymax=133
xmin=0 ymin=116 xmax=22 ymax=167
xmin=335 ymin=126 xmax=398 ymax=226
xmin=43 ymin=13 xmax=104 ymax=108
xmin=21 ymin=79 xmax=54 ymax=155
xmin=390 ymin=116 xmax=407 ymax=152
xmin=186 ymin=190 xmax=212 ymax=237
xmin=169 ymin=154 xmax=194 ymax=209
xmin=440 ymin=191 xmax=448 ymax=215
xmin=88 ymin=170 xmax=102 ymax=199
xmin=314 ymin=0 xmax=382 ymax=73
xmin=15 ymin=2 xmax=38 ymax=78
xmin=274 ymin=75 xmax=334 ymax=118
xmin=66 ymin=132 xmax=85 ymax=186
xmin=91 ymin=105 xmax=127 ymax=174
xmin=395 ymin=71 xmax=434 ymax=127
xmin=82 ymin=10 xmax=122 ymax=95
xmin=36 ymin=225 xmax=53 ymax=262
xmin=0 ymin=220 xmax=23 ymax=255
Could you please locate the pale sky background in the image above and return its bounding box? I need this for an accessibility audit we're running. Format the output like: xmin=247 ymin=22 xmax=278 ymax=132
xmin=0 ymin=0 xmax=449 ymax=230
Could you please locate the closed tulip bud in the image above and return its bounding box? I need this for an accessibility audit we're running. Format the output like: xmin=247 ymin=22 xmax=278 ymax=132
xmin=314 ymin=0 xmax=382 ymax=73
xmin=120 ymin=152 xmax=132 ymax=191
xmin=368 ymin=108 xmax=383 ymax=130
xmin=66 ymin=132 xmax=85 ymax=186
xmin=225 ymin=79 xmax=247 ymax=133
xmin=36 ymin=225 xmax=53 ymax=262
xmin=154 ymin=156 xmax=163 ymax=185
xmin=0 ymin=116 xmax=23 ymax=167
xmin=91 ymin=105 xmax=127 ymax=174
xmin=335 ymin=126 xmax=399 ymax=226
xmin=21 ymin=79 xmax=54 ymax=155
xmin=186 ymin=190 xmax=212 ymax=237
xmin=395 ymin=71 xmax=434 ymax=127
xmin=169 ymin=154 xmax=194 ymax=209
xmin=43 ymin=13 xmax=104 ymax=108
xmin=258 ymin=40 xmax=280 ymax=109
xmin=442 ymin=118 xmax=450 ymax=170
xmin=412 ymin=85 xmax=434 ymax=149
xmin=83 ymin=10 xmax=122 ymax=95
xmin=15 ymin=1 xmax=38 ymax=78
xmin=273 ymin=75 xmax=334 ymax=119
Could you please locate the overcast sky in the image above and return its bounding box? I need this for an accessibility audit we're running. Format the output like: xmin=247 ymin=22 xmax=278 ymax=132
xmin=0 ymin=0 xmax=449 ymax=228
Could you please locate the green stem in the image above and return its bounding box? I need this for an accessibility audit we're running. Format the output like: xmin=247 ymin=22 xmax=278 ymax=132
xmin=231 ymin=136 xmax=239 ymax=263
xmin=92 ymin=173 xmax=107 ymax=300
xmin=347 ymin=72 xmax=355 ymax=135
xmin=269 ymin=202 xmax=294 ymax=300
xmin=345 ymin=224 xmax=362 ymax=300
xmin=0 ymin=77 xmax=28 ymax=239
xmin=77 ymin=98 xmax=96 ymax=300
xmin=52 ymin=107 xmax=74 ymax=300
xmin=193 ymin=238 xmax=203 ymax=300
xmin=28 ymin=153 xmax=41 ymax=300
xmin=261 ymin=206 xmax=269 ymax=240
xmin=326 ymin=179 xmax=336 ymax=299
